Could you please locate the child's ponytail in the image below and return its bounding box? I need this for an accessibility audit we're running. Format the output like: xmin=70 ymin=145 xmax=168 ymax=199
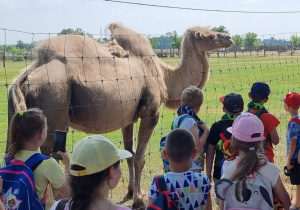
xmin=230 ymin=138 xmax=267 ymax=202
xmin=6 ymin=108 xmax=47 ymax=160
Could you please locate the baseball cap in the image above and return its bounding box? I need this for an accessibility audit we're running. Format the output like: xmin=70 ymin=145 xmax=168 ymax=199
xmin=280 ymin=92 xmax=300 ymax=108
xmin=227 ymin=113 xmax=265 ymax=142
xmin=250 ymin=82 xmax=270 ymax=100
xmin=219 ymin=93 xmax=244 ymax=113
xmin=70 ymin=135 xmax=132 ymax=176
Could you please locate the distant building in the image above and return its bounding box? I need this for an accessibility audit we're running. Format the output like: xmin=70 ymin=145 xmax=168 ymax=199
xmin=155 ymin=36 xmax=173 ymax=49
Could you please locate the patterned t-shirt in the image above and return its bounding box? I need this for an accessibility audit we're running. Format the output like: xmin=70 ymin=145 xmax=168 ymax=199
xmin=286 ymin=115 xmax=300 ymax=159
xmin=147 ymin=171 xmax=211 ymax=210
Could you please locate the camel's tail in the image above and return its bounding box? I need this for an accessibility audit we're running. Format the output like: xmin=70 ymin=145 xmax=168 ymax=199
xmin=8 ymin=67 xmax=30 ymax=114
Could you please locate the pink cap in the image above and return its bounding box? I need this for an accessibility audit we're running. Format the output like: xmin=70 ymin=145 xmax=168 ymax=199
xmin=227 ymin=113 xmax=265 ymax=142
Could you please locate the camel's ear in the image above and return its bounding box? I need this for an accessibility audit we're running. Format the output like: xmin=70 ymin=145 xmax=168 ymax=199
xmin=195 ymin=31 xmax=202 ymax=39
xmin=109 ymin=23 xmax=118 ymax=32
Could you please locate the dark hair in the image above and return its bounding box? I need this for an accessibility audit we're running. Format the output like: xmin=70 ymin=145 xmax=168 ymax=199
xmin=6 ymin=108 xmax=47 ymax=160
xmin=230 ymin=138 xmax=267 ymax=202
xmin=165 ymin=128 xmax=195 ymax=162
xmin=69 ymin=161 xmax=120 ymax=210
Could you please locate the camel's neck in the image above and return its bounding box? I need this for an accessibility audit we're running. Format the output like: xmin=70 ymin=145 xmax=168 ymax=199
xmin=163 ymin=44 xmax=210 ymax=109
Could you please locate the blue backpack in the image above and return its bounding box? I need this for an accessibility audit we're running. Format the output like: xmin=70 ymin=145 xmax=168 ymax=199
xmin=147 ymin=175 xmax=178 ymax=210
xmin=0 ymin=153 xmax=49 ymax=210
xmin=160 ymin=114 xmax=192 ymax=172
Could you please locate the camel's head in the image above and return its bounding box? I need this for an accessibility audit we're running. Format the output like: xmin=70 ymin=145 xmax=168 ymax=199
xmin=183 ymin=26 xmax=233 ymax=52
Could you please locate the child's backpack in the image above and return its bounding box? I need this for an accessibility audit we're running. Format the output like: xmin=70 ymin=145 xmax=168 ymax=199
xmin=289 ymin=117 xmax=300 ymax=126
xmin=160 ymin=114 xmax=193 ymax=172
xmin=0 ymin=153 xmax=49 ymax=210
xmin=215 ymin=172 xmax=273 ymax=210
xmin=147 ymin=175 xmax=178 ymax=210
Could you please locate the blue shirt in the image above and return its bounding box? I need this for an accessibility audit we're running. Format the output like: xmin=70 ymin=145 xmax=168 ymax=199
xmin=286 ymin=115 xmax=300 ymax=159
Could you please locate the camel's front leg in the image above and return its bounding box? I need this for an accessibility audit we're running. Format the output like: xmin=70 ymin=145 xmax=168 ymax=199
xmin=132 ymin=108 xmax=159 ymax=209
xmin=122 ymin=124 xmax=135 ymax=198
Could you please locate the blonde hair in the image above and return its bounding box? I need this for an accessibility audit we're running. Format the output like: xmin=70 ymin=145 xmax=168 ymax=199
xmin=181 ymin=86 xmax=204 ymax=109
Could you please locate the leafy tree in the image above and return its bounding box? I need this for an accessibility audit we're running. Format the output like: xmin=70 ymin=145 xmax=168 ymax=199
xmin=232 ymin=35 xmax=243 ymax=47
xmin=58 ymin=28 xmax=85 ymax=36
xmin=9 ymin=46 xmax=25 ymax=61
xmin=16 ymin=40 xmax=30 ymax=50
xmin=148 ymin=37 xmax=160 ymax=49
xmin=291 ymin=34 xmax=300 ymax=46
xmin=210 ymin=26 xmax=229 ymax=34
xmin=232 ymin=35 xmax=243 ymax=57
xmin=244 ymin=32 xmax=257 ymax=47
xmin=166 ymin=31 xmax=182 ymax=56
xmin=102 ymin=37 xmax=109 ymax=43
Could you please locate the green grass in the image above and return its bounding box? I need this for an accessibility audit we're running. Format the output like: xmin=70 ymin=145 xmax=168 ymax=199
xmin=0 ymin=51 xmax=299 ymax=207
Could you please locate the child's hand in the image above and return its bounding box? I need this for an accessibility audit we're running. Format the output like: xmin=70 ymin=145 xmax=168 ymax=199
xmin=198 ymin=121 xmax=209 ymax=131
xmin=57 ymin=149 xmax=70 ymax=166
xmin=286 ymin=159 xmax=294 ymax=170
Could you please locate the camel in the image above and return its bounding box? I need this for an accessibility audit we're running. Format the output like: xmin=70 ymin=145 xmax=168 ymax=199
xmin=7 ymin=23 xmax=233 ymax=209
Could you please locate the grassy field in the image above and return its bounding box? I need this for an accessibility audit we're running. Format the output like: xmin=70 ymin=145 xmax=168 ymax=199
xmin=0 ymin=51 xmax=299 ymax=208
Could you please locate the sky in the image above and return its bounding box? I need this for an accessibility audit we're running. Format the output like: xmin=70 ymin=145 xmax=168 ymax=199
xmin=1 ymin=0 xmax=300 ymax=44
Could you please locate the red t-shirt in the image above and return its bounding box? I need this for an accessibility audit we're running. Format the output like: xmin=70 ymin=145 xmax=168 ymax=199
xmin=250 ymin=110 xmax=280 ymax=163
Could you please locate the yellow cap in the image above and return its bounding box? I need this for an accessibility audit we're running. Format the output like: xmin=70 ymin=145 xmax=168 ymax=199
xmin=70 ymin=135 xmax=132 ymax=176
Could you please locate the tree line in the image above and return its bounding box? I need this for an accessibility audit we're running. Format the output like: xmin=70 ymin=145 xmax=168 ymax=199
xmin=1 ymin=27 xmax=300 ymax=61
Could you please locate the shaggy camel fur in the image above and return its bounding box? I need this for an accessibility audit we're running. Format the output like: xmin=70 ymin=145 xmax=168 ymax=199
xmin=7 ymin=23 xmax=232 ymax=209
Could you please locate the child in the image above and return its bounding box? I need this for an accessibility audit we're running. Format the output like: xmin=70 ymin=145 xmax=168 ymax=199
xmin=219 ymin=113 xmax=290 ymax=210
xmin=162 ymin=86 xmax=209 ymax=173
xmin=0 ymin=108 xmax=69 ymax=210
xmin=206 ymin=93 xmax=244 ymax=203
xmin=148 ymin=128 xmax=212 ymax=210
xmin=247 ymin=82 xmax=280 ymax=163
xmin=50 ymin=135 xmax=133 ymax=210
xmin=281 ymin=92 xmax=300 ymax=210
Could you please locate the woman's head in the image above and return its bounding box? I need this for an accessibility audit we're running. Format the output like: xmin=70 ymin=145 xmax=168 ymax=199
xmin=7 ymin=108 xmax=47 ymax=160
xmin=69 ymin=135 xmax=132 ymax=210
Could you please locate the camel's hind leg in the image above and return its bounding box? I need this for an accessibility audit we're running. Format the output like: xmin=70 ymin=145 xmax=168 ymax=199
xmin=132 ymin=108 xmax=159 ymax=209
xmin=122 ymin=124 xmax=136 ymax=198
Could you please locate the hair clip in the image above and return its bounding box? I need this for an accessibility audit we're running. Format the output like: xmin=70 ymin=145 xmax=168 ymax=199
xmin=249 ymin=147 xmax=255 ymax=151
xmin=19 ymin=111 xmax=24 ymax=116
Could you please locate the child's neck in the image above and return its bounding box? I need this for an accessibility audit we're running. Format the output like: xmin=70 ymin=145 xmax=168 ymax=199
xmin=289 ymin=109 xmax=299 ymax=118
xmin=169 ymin=160 xmax=191 ymax=173
xmin=22 ymin=141 xmax=39 ymax=151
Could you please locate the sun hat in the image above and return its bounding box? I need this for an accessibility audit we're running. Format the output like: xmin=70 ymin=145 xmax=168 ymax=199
xmin=70 ymin=135 xmax=132 ymax=176
xmin=250 ymin=82 xmax=270 ymax=100
xmin=280 ymin=92 xmax=300 ymax=108
xmin=227 ymin=113 xmax=265 ymax=142
xmin=219 ymin=93 xmax=244 ymax=113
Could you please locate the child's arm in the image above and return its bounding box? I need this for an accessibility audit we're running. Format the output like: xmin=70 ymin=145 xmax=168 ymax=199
xmin=287 ymin=138 xmax=297 ymax=170
xmin=205 ymin=144 xmax=214 ymax=181
xmin=198 ymin=121 xmax=210 ymax=151
xmin=272 ymin=176 xmax=291 ymax=209
xmin=269 ymin=128 xmax=279 ymax=145
xmin=219 ymin=199 xmax=224 ymax=210
xmin=54 ymin=150 xmax=71 ymax=198
xmin=147 ymin=198 xmax=154 ymax=207
xmin=204 ymin=192 xmax=212 ymax=210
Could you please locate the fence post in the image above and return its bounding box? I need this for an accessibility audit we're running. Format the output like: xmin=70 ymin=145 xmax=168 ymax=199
xmin=1 ymin=52 xmax=5 ymax=67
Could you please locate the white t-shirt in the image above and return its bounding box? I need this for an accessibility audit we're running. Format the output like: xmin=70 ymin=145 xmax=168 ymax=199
xmin=221 ymin=156 xmax=280 ymax=187
xmin=173 ymin=116 xmax=204 ymax=171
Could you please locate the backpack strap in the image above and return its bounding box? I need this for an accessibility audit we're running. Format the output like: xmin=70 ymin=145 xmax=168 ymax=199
xmin=171 ymin=114 xmax=192 ymax=130
xmin=155 ymin=175 xmax=167 ymax=193
xmin=55 ymin=198 xmax=70 ymax=210
xmin=25 ymin=153 xmax=49 ymax=171
xmin=288 ymin=118 xmax=300 ymax=126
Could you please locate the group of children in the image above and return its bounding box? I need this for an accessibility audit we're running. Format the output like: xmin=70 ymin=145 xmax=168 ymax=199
xmin=152 ymin=82 xmax=300 ymax=210
xmin=0 ymin=82 xmax=299 ymax=210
